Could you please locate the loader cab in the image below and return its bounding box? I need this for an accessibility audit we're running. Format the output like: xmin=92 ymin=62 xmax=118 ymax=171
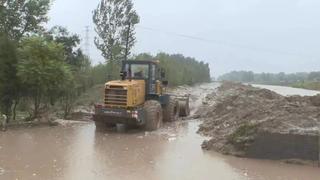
xmin=121 ymin=60 xmax=164 ymax=96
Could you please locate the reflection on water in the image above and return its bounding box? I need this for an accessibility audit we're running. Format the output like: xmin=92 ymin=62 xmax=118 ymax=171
xmin=1 ymin=121 xmax=319 ymax=180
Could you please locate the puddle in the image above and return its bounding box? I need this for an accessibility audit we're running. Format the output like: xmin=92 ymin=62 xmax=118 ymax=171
xmin=0 ymin=167 xmax=5 ymax=176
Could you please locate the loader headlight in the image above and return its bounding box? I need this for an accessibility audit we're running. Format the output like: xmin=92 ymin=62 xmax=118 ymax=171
xmin=132 ymin=111 xmax=138 ymax=119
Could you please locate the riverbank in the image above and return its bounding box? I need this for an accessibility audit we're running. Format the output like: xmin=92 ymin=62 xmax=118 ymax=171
xmin=292 ymin=81 xmax=320 ymax=91
xmin=196 ymin=82 xmax=320 ymax=163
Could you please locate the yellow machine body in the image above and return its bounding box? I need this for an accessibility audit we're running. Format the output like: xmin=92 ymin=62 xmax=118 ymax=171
xmin=104 ymin=80 xmax=146 ymax=109
xmin=94 ymin=60 xmax=190 ymax=130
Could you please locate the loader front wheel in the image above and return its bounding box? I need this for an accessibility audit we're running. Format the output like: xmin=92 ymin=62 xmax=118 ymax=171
xmin=163 ymin=97 xmax=179 ymax=122
xmin=143 ymin=100 xmax=163 ymax=131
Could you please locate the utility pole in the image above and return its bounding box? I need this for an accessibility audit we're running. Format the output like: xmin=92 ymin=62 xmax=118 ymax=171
xmin=84 ymin=26 xmax=90 ymax=59
xmin=124 ymin=22 xmax=131 ymax=61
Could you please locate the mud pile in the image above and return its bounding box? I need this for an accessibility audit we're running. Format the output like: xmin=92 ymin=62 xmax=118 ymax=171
xmin=197 ymin=82 xmax=320 ymax=160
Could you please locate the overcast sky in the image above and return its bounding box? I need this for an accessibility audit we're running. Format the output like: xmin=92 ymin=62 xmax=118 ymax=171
xmin=48 ymin=0 xmax=320 ymax=76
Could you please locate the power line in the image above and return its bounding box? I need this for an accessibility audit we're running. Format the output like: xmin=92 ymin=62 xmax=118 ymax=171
xmin=136 ymin=25 xmax=318 ymax=59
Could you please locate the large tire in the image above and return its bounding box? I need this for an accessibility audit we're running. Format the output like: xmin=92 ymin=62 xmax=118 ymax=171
xmin=179 ymin=100 xmax=190 ymax=117
xmin=143 ymin=100 xmax=163 ymax=131
xmin=163 ymin=97 xmax=179 ymax=122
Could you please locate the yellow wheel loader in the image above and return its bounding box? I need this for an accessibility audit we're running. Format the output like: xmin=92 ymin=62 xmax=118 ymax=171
xmin=93 ymin=60 xmax=190 ymax=131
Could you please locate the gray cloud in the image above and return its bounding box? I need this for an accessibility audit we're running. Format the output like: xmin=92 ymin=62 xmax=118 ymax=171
xmin=48 ymin=0 xmax=320 ymax=76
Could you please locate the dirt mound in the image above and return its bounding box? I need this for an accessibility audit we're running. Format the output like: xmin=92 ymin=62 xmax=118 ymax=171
xmin=197 ymin=82 xmax=320 ymax=159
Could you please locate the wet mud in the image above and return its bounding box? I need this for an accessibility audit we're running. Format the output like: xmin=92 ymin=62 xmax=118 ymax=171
xmin=197 ymin=82 xmax=320 ymax=161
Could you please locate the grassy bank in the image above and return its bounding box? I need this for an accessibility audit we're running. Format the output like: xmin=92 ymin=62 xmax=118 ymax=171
xmin=291 ymin=82 xmax=320 ymax=91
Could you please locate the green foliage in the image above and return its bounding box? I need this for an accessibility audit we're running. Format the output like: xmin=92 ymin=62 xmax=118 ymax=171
xmin=228 ymin=123 xmax=258 ymax=150
xmin=0 ymin=0 xmax=50 ymax=40
xmin=292 ymin=81 xmax=320 ymax=91
xmin=218 ymin=71 xmax=254 ymax=83
xmin=0 ymin=34 xmax=19 ymax=118
xmin=89 ymin=63 xmax=109 ymax=85
xmin=44 ymin=26 xmax=93 ymax=118
xmin=219 ymin=71 xmax=311 ymax=85
xmin=159 ymin=54 xmax=211 ymax=86
xmin=89 ymin=61 xmax=121 ymax=85
xmin=46 ymin=26 xmax=92 ymax=92
xmin=46 ymin=26 xmax=88 ymax=67
xmin=307 ymin=72 xmax=320 ymax=81
xmin=219 ymin=71 xmax=320 ymax=91
xmin=93 ymin=0 xmax=140 ymax=62
xmin=133 ymin=53 xmax=211 ymax=86
xmin=0 ymin=0 xmax=51 ymax=121
xmin=89 ymin=53 xmax=211 ymax=87
xmin=17 ymin=36 xmax=72 ymax=117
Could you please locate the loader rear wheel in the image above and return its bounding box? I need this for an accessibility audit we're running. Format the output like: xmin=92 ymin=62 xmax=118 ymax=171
xmin=163 ymin=97 xmax=179 ymax=122
xmin=179 ymin=100 xmax=190 ymax=117
xmin=143 ymin=100 xmax=163 ymax=131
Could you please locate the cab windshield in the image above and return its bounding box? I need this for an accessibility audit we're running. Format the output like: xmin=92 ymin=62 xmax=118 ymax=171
xmin=125 ymin=64 xmax=149 ymax=79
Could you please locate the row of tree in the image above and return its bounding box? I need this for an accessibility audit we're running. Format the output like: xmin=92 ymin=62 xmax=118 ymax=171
xmin=134 ymin=53 xmax=211 ymax=86
xmin=0 ymin=0 xmax=91 ymax=121
xmin=0 ymin=0 xmax=212 ymax=122
xmin=218 ymin=71 xmax=320 ymax=85
xmin=89 ymin=53 xmax=211 ymax=87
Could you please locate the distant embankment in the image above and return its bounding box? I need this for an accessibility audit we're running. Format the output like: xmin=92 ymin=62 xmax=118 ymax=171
xmin=218 ymin=71 xmax=320 ymax=91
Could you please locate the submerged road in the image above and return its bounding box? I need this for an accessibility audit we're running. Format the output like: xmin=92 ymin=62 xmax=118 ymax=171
xmin=0 ymin=83 xmax=320 ymax=180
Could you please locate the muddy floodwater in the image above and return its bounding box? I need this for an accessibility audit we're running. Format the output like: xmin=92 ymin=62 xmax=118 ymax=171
xmin=1 ymin=83 xmax=320 ymax=180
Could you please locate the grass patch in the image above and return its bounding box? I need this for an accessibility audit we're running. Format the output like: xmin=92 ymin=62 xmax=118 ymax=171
xmin=291 ymin=82 xmax=320 ymax=91
xmin=228 ymin=123 xmax=258 ymax=150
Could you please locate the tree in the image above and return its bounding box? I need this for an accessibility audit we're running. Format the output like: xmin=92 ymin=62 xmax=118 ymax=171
xmin=17 ymin=37 xmax=72 ymax=118
xmin=219 ymin=71 xmax=318 ymax=86
xmin=0 ymin=0 xmax=50 ymax=40
xmin=46 ymin=26 xmax=92 ymax=91
xmin=132 ymin=53 xmax=211 ymax=86
xmin=0 ymin=34 xmax=20 ymax=120
xmin=93 ymin=0 xmax=139 ymax=63
xmin=308 ymin=72 xmax=320 ymax=81
xmin=134 ymin=53 xmax=154 ymax=61
xmin=0 ymin=0 xmax=51 ymax=121
xmin=45 ymin=26 xmax=92 ymax=118
xmin=46 ymin=26 xmax=86 ymax=66
xmin=90 ymin=63 xmax=109 ymax=85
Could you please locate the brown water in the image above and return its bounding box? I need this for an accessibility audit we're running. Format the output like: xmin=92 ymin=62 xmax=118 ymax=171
xmin=0 ymin=83 xmax=320 ymax=180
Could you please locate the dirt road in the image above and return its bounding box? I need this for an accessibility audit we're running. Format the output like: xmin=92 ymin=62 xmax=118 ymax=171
xmin=0 ymin=83 xmax=320 ymax=180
